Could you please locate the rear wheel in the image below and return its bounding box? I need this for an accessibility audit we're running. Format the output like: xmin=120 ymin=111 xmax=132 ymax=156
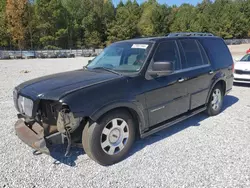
xmin=82 ymin=109 xmax=136 ymax=165
xmin=206 ymin=85 xmax=224 ymax=116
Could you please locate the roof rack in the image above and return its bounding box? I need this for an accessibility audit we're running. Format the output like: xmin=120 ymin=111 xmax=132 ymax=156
xmin=167 ymin=32 xmax=214 ymax=37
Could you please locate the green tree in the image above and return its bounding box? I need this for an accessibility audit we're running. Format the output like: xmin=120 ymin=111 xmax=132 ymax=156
xmin=207 ymin=0 xmax=233 ymax=38
xmin=117 ymin=0 xmax=124 ymax=8
xmin=195 ymin=0 xmax=213 ymax=33
xmin=2 ymin=0 xmax=250 ymax=50
xmin=239 ymin=0 xmax=250 ymax=37
xmin=0 ymin=0 xmax=9 ymax=48
xmin=230 ymin=0 xmax=249 ymax=38
xmin=62 ymin=0 xmax=91 ymax=48
xmin=82 ymin=0 xmax=102 ymax=47
xmin=35 ymin=0 xmax=68 ymax=49
xmin=170 ymin=4 xmax=199 ymax=33
xmin=152 ymin=4 xmax=172 ymax=35
xmin=138 ymin=0 xmax=156 ymax=36
xmin=25 ymin=3 xmax=36 ymax=49
xmin=107 ymin=0 xmax=141 ymax=44
xmin=102 ymin=0 xmax=115 ymax=44
xmin=138 ymin=0 xmax=171 ymax=36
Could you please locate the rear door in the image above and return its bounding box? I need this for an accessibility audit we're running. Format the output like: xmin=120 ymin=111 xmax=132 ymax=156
xmin=177 ymin=38 xmax=213 ymax=110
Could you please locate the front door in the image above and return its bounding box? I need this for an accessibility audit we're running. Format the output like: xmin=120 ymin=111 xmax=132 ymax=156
xmin=145 ymin=40 xmax=190 ymax=127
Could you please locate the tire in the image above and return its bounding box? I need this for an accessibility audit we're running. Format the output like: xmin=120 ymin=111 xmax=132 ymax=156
xmin=82 ymin=109 xmax=136 ymax=166
xmin=206 ymin=84 xmax=224 ymax=116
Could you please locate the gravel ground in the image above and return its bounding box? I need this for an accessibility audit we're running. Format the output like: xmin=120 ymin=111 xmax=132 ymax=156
xmin=0 ymin=57 xmax=250 ymax=188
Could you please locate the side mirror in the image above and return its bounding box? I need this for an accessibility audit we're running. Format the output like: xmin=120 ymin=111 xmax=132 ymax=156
xmin=88 ymin=59 xmax=92 ymax=64
xmin=148 ymin=61 xmax=173 ymax=77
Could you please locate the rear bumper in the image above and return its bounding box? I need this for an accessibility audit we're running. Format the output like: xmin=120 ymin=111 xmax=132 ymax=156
xmin=15 ymin=120 xmax=63 ymax=155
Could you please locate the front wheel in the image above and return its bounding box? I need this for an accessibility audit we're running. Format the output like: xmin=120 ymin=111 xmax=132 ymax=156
xmin=82 ymin=109 xmax=136 ymax=165
xmin=206 ymin=85 xmax=224 ymax=116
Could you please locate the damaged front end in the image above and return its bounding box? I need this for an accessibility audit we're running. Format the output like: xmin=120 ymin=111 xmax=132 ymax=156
xmin=14 ymin=100 xmax=83 ymax=156
xmin=15 ymin=119 xmax=51 ymax=154
xmin=56 ymin=107 xmax=82 ymax=156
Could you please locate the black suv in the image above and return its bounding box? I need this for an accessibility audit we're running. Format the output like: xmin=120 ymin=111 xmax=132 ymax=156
xmin=13 ymin=33 xmax=234 ymax=165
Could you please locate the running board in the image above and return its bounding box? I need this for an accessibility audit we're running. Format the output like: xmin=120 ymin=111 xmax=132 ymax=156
xmin=141 ymin=107 xmax=207 ymax=138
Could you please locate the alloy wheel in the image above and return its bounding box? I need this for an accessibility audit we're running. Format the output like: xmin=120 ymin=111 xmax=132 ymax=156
xmin=100 ymin=118 xmax=129 ymax=155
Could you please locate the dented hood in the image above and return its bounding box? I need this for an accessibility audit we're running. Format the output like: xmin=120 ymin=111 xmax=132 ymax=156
xmin=16 ymin=69 xmax=121 ymax=100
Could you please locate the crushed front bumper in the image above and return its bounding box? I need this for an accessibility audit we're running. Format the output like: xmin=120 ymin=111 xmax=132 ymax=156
xmin=15 ymin=120 xmax=63 ymax=155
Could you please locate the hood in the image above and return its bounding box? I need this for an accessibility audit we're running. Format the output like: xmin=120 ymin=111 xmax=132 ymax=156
xmin=235 ymin=61 xmax=250 ymax=70
xmin=16 ymin=69 xmax=122 ymax=100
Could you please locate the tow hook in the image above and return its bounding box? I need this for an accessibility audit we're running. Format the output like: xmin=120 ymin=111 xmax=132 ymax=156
xmin=64 ymin=128 xmax=72 ymax=157
xmin=33 ymin=150 xmax=43 ymax=156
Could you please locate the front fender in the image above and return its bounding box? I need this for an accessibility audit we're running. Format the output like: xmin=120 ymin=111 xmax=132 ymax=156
xmin=74 ymin=100 xmax=148 ymax=134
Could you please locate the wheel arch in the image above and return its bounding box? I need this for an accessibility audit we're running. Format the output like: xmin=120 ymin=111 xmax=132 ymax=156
xmin=206 ymin=78 xmax=226 ymax=104
xmin=89 ymin=102 xmax=147 ymax=136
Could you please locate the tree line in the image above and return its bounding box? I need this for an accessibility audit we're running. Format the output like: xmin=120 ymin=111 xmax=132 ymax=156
xmin=0 ymin=0 xmax=250 ymax=50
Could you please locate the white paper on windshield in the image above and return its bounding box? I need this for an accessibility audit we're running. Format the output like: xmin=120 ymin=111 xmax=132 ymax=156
xmin=131 ymin=44 xmax=148 ymax=49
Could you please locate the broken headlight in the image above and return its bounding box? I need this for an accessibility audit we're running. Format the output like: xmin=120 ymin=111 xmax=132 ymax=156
xmin=17 ymin=96 xmax=33 ymax=117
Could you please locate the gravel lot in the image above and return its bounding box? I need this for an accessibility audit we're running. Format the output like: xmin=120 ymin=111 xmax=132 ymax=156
xmin=0 ymin=57 xmax=250 ymax=188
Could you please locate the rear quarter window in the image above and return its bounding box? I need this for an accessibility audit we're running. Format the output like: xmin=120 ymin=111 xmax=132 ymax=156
xmin=198 ymin=38 xmax=233 ymax=69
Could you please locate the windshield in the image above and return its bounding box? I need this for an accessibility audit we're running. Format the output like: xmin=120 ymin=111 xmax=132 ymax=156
xmin=87 ymin=42 xmax=152 ymax=73
xmin=241 ymin=54 xmax=250 ymax=61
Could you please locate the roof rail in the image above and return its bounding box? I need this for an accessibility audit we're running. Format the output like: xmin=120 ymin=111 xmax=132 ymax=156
xmin=133 ymin=36 xmax=158 ymax=39
xmin=167 ymin=32 xmax=214 ymax=37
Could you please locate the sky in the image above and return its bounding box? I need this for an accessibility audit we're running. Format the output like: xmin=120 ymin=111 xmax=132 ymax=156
xmin=113 ymin=0 xmax=202 ymax=6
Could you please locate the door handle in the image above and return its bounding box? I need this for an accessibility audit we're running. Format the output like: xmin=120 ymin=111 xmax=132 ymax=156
xmin=178 ymin=78 xmax=185 ymax=83
xmin=209 ymin=70 xmax=214 ymax=75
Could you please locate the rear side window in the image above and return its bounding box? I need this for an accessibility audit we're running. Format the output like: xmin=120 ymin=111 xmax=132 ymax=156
xmin=153 ymin=40 xmax=180 ymax=70
xmin=198 ymin=38 xmax=233 ymax=68
xmin=197 ymin=41 xmax=210 ymax=65
xmin=179 ymin=39 xmax=204 ymax=69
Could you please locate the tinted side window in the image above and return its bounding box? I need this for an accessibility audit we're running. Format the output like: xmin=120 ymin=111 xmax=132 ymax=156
xmin=198 ymin=38 xmax=233 ymax=68
xmin=179 ymin=39 xmax=204 ymax=69
xmin=197 ymin=41 xmax=210 ymax=65
xmin=153 ymin=41 xmax=180 ymax=70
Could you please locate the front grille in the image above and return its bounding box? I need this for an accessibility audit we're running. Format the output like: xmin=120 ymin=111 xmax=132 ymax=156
xmin=234 ymin=78 xmax=250 ymax=82
xmin=235 ymin=70 xmax=250 ymax=75
xmin=40 ymin=100 xmax=61 ymax=125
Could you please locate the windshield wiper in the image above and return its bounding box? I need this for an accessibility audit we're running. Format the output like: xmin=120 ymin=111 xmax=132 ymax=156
xmin=91 ymin=67 xmax=121 ymax=75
